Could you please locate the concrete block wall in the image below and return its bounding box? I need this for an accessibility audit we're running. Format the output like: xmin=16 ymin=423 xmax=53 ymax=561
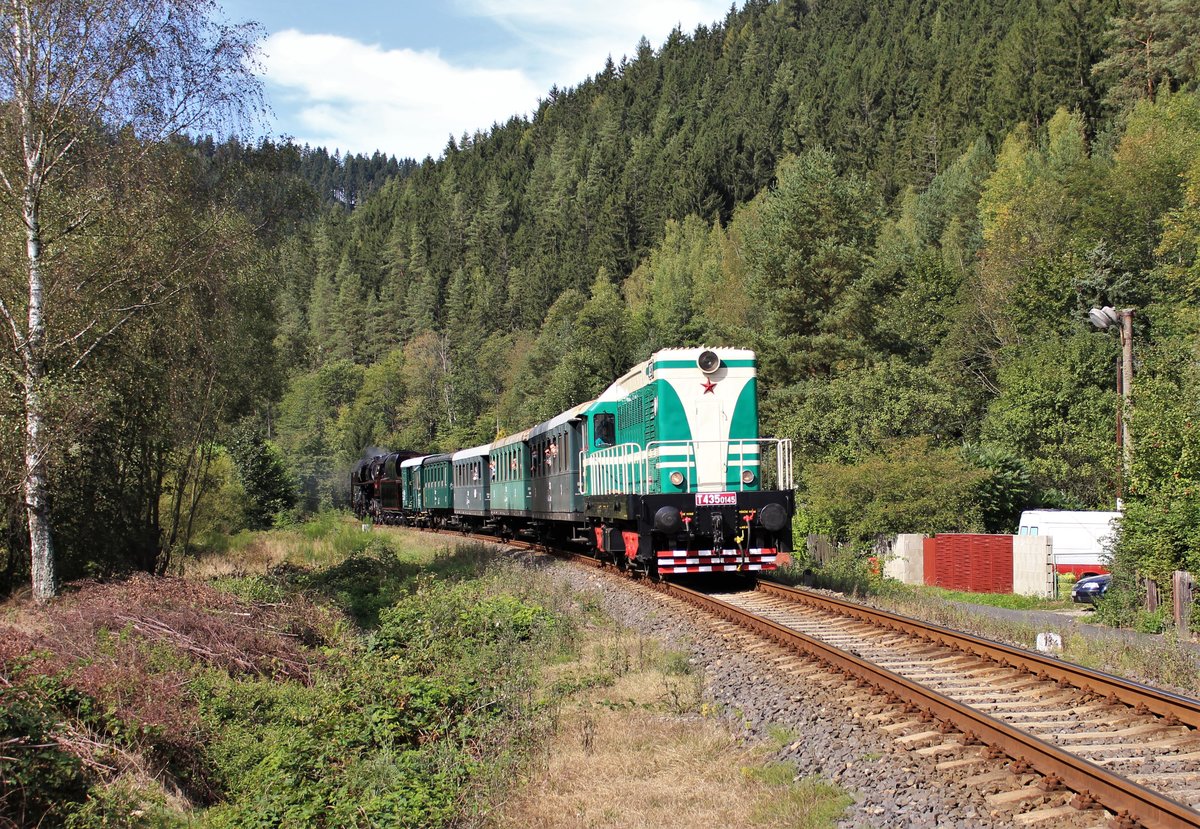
xmin=883 ymin=533 xmax=926 ymax=585
xmin=1013 ymin=535 xmax=1054 ymax=598
xmin=881 ymin=532 xmax=1054 ymax=596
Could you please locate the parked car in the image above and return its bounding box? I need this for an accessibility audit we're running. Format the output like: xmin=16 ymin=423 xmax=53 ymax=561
xmin=1070 ymin=574 xmax=1112 ymax=604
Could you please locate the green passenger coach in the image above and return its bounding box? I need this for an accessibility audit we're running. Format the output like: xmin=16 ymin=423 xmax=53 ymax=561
xmin=419 ymin=454 xmax=453 ymax=518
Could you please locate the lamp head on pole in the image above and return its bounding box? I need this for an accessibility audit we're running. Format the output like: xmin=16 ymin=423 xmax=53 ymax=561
xmin=1089 ymin=306 xmax=1120 ymax=330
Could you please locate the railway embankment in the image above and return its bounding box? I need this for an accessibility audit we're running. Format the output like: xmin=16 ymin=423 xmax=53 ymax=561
xmin=536 ymin=561 xmax=1025 ymax=828
xmin=947 ymin=599 xmax=1200 ymax=660
xmin=852 ymin=589 xmax=1200 ymax=697
xmin=15 ymin=516 xmax=1197 ymax=828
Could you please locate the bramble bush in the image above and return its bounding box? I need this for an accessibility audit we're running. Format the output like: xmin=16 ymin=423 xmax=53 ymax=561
xmin=2 ymin=539 xmax=573 ymax=828
xmin=197 ymin=572 xmax=569 ymax=827
xmin=0 ymin=670 xmax=89 ymax=826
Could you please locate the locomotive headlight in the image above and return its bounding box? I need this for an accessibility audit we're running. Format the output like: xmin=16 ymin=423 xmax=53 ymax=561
xmin=669 ymin=471 xmax=685 ymax=487
xmin=697 ymin=349 xmax=721 ymax=374
xmin=741 ymin=469 xmax=756 ymax=486
xmin=759 ymin=502 xmax=787 ymax=532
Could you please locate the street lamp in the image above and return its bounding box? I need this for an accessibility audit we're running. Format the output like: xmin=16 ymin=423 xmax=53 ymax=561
xmin=1089 ymin=305 xmax=1133 ymax=508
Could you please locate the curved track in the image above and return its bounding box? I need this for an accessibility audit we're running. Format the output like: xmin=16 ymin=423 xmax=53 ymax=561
xmin=664 ymin=580 xmax=1200 ymax=829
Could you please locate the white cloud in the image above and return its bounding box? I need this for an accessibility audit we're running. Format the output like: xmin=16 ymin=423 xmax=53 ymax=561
xmin=261 ymin=30 xmax=543 ymax=159
xmin=459 ymin=0 xmax=734 ymax=87
xmin=259 ymin=2 xmax=737 ymax=159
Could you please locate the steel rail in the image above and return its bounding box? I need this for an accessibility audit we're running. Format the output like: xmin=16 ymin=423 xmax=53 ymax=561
xmin=664 ymin=581 xmax=1200 ymax=829
xmin=757 ymin=580 xmax=1200 ymax=730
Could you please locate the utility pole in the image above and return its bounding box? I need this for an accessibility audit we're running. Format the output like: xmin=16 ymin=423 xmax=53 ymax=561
xmin=1120 ymin=308 xmax=1134 ymax=471
xmin=1089 ymin=306 xmax=1134 ymax=509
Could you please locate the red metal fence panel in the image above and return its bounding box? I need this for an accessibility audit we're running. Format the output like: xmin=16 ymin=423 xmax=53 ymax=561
xmin=923 ymin=534 xmax=1014 ymax=593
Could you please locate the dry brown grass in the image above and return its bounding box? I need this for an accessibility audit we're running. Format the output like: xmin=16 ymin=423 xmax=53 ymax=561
xmin=184 ymin=537 xmax=281 ymax=579
xmin=181 ymin=518 xmax=445 ymax=580
xmin=495 ymin=629 xmax=850 ymax=829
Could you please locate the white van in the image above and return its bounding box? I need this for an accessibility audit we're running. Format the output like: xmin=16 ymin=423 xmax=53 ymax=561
xmin=1017 ymin=510 xmax=1121 ymax=578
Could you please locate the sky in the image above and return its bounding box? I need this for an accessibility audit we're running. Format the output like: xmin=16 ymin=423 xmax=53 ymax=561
xmin=219 ymin=1 xmax=739 ymax=161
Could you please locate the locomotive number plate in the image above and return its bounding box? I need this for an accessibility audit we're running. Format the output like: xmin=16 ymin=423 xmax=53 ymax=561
xmin=695 ymin=492 xmax=736 ymax=506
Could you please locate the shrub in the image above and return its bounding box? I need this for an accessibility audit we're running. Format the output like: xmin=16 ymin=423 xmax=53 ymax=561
xmin=1 ymin=672 xmax=90 ymax=825
xmin=195 ymin=564 xmax=572 ymax=828
xmin=802 ymin=437 xmax=985 ymax=546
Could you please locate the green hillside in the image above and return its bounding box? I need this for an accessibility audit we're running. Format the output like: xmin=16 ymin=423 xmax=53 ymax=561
xmin=3 ymin=0 xmax=1199 ymax=596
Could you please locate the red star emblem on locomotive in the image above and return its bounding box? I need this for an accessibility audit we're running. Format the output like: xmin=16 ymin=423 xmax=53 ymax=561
xmin=702 ymin=379 xmax=717 ymax=394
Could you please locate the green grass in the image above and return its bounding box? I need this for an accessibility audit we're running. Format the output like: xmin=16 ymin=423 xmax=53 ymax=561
xmin=6 ymin=524 xmax=584 ymax=829
xmin=195 ymin=559 xmax=577 ymax=829
xmin=744 ymin=763 xmax=854 ymax=828
xmin=765 ymin=723 xmax=800 ymax=748
xmin=914 ymin=584 xmax=1073 ymax=611
xmin=776 ymin=556 xmax=1071 ymax=611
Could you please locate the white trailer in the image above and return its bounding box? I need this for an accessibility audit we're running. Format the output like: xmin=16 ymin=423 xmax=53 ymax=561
xmin=1017 ymin=509 xmax=1121 ymax=577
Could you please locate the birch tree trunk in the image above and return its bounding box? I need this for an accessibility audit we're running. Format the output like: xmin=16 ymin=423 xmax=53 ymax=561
xmin=0 ymin=0 xmax=262 ymax=600
xmin=14 ymin=5 xmax=55 ymax=601
xmin=23 ymin=189 xmax=55 ymax=600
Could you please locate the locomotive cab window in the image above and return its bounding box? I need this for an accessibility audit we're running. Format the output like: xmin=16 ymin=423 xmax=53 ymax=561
xmin=594 ymin=413 xmax=615 ymax=447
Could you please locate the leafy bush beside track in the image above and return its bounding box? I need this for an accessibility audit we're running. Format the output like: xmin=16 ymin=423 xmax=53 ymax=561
xmin=0 ymin=535 xmax=573 ymax=828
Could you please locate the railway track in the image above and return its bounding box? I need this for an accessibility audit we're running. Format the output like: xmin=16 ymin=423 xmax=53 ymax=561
xmin=412 ymin=529 xmax=1200 ymax=827
xmin=661 ymin=577 xmax=1200 ymax=829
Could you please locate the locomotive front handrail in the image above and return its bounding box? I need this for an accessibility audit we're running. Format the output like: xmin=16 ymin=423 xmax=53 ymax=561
xmin=581 ymin=442 xmax=648 ymax=495
xmin=582 ymin=438 xmax=793 ymax=495
xmin=648 ymin=438 xmax=793 ymax=491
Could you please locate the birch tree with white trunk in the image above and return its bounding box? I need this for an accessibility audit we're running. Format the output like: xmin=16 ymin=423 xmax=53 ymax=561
xmin=0 ymin=0 xmax=261 ymax=601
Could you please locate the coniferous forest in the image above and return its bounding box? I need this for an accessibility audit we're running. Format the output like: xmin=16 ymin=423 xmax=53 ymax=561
xmin=3 ymin=0 xmax=1200 ymax=602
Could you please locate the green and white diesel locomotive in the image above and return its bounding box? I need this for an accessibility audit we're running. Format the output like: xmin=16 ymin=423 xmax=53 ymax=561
xmin=351 ymin=347 xmax=794 ymax=576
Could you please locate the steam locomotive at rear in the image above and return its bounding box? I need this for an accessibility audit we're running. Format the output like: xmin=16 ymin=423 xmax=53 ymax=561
xmin=350 ymin=347 xmax=794 ymax=578
xmin=350 ymin=450 xmax=420 ymax=524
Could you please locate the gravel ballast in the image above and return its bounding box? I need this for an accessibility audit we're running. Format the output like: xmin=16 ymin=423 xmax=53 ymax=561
xmin=536 ymin=559 xmax=1021 ymax=829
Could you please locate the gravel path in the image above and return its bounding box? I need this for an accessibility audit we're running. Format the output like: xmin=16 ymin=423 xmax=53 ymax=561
xmin=536 ymin=559 xmax=1023 ymax=829
xmin=948 ymin=599 xmax=1200 ymax=657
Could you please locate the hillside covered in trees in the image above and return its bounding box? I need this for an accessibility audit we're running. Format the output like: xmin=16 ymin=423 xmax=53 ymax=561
xmin=264 ymin=0 xmax=1200 ymax=579
xmin=3 ymin=0 xmax=1200 ymax=597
